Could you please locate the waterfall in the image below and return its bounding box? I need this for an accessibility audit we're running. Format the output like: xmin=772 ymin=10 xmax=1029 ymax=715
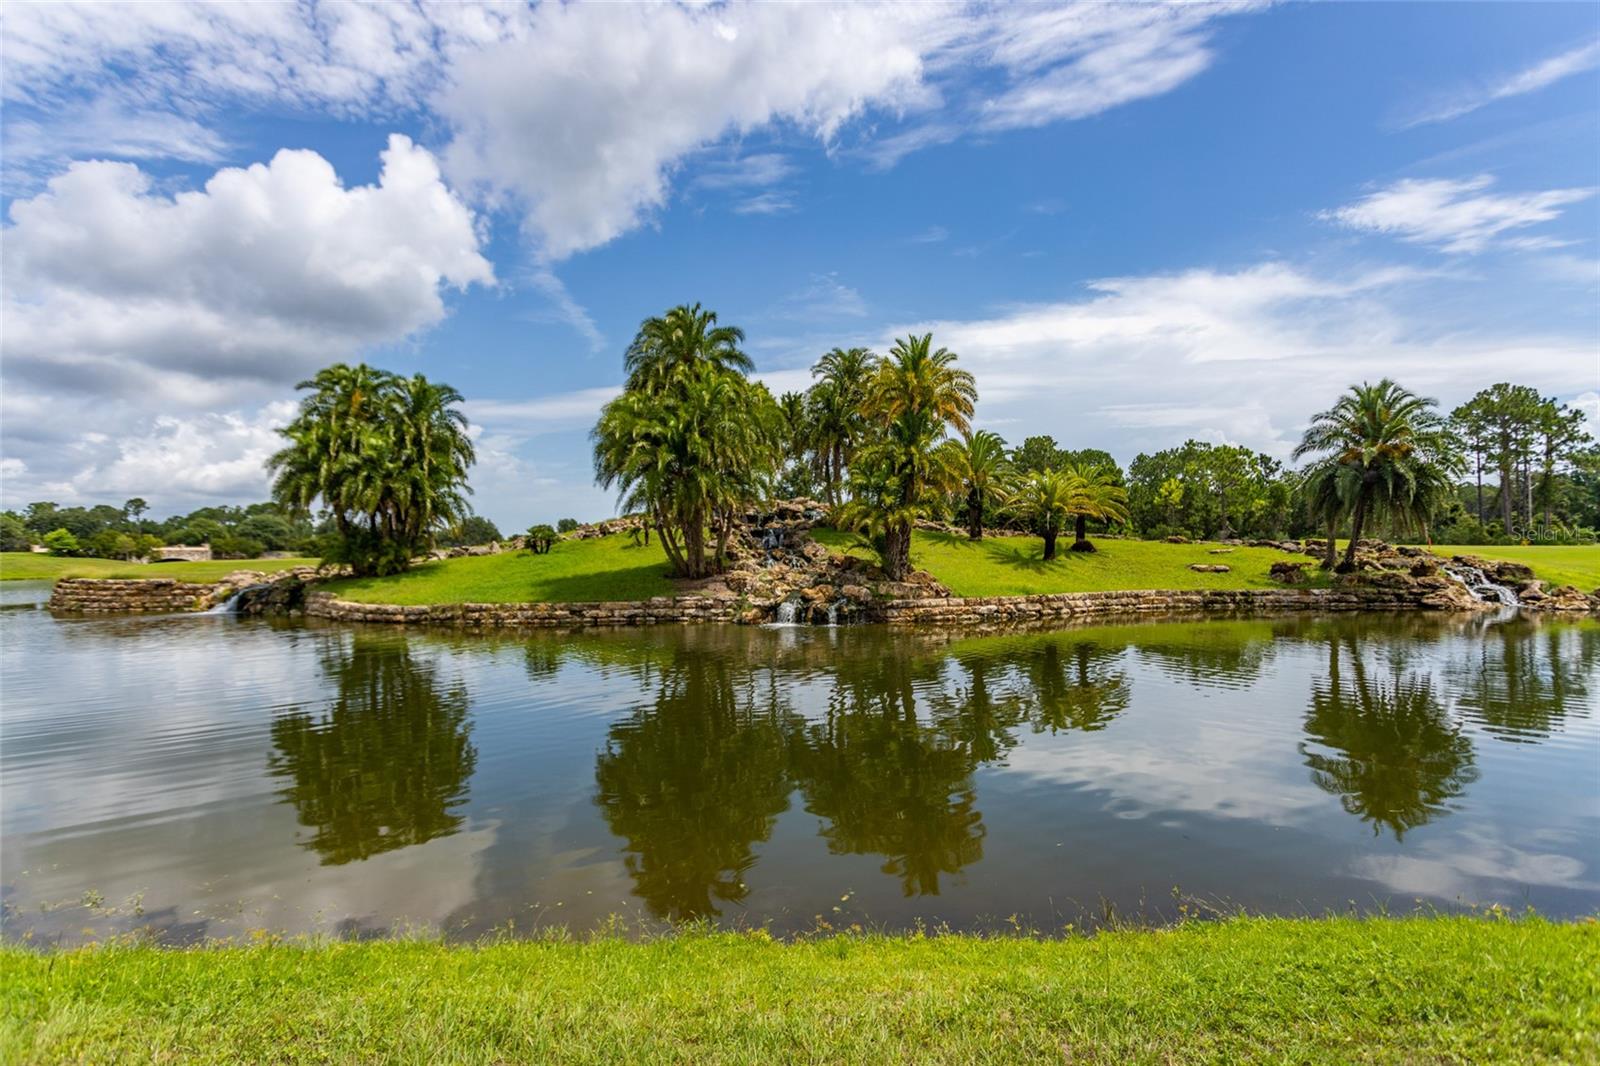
xmin=1441 ymin=561 xmax=1520 ymax=606
xmin=772 ymin=597 xmax=801 ymax=625
xmin=825 ymin=600 xmax=839 ymax=626
xmin=202 ymin=591 xmax=240 ymax=615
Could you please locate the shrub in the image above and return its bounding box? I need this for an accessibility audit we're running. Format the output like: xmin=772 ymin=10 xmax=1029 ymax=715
xmin=556 ymin=518 xmax=580 ymax=534
xmin=43 ymin=528 xmax=81 ymax=556
xmin=445 ymin=515 xmax=503 ymax=547
xmin=526 ymin=524 xmax=558 ymax=555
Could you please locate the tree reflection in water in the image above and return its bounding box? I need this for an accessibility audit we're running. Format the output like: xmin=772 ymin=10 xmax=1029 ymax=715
xmin=1300 ymin=637 xmax=1477 ymax=840
xmin=1449 ymin=617 xmax=1596 ymax=743
xmin=594 ymin=643 xmax=797 ymax=920
xmin=585 ymin=627 xmax=1136 ymax=912
xmin=268 ymin=633 xmax=477 ymax=865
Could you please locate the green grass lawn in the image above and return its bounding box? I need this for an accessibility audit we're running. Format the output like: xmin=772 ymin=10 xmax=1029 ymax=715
xmin=815 ymin=530 xmax=1599 ymax=598
xmin=0 ymin=553 xmax=318 ymax=582
xmin=2 ymin=917 xmax=1592 ymax=1064
xmin=814 ymin=529 xmax=1335 ymax=597
xmin=326 ymin=534 xmax=675 ymax=605
xmin=1429 ymin=544 xmax=1600 ymax=592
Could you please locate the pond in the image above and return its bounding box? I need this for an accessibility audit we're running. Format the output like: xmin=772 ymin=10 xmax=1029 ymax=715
xmin=2 ymin=580 xmax=1596 ymax=942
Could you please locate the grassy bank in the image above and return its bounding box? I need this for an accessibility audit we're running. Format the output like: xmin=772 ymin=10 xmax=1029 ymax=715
xmin=814 ymin=529 xmax=1337 ymax=597
xmin=0 ymin=553 xmax=318 ymax=582
xmin=3 ymin=917 xmax=1593 ymax=1063
xmin=327 ymin=534 xmax=673 ymax=605
xmin=815 ymin=530 xmax=1600 ymax=598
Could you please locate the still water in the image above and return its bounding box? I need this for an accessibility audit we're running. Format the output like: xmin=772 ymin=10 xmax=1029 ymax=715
xmin=3 ymin=581 xmax=1596 ymax=941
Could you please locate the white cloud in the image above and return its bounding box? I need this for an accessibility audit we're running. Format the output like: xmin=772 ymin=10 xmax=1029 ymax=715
xmin=1 ymin=135 xmax=491 ymax=512
xmin=732 ymin=192 xmax=797 ymax=217
xmin=2 ymin=133 xmax=492 ymax=399
xmin=2 ymin=2 xmax=1258 ymax=258
xmin=973 ymin=3 xmax=1230 ymax=130
xmin=881 ymin=262 xmax=1595 ymax=460
xmin=437 ymin=2 xmax=933 ymax=257
xmin=1402 ymin=38 xmax=1600 ymax=127
xmin=1321 ymin=175 xmax=1595 ymax=254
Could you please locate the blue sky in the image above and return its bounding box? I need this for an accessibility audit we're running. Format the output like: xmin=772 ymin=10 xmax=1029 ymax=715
xmin=2 ymin=1 xmax=1597 ymax=529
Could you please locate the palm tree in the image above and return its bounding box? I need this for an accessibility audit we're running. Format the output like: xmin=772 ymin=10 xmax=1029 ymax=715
xmin=594 ymin=356 xmax=780 ymax=579
xmin=942 ymin=430 xmax=1010 ymax=539
xmin=868 ymin=333 xmax=976 ymax=434
xmin=623 ymin=303 xmax=753 ymax=394
xmin=1292 ymin=380 xmax=1462 ymax=573
xmin=809 ymin=346 xmax=876 ymax=504
xmin=838 ymin=335 xmax=975 ymax=580
xmin=1061 ymin=462 xmax=1128 ymax=552
xmin=1007 ymin=469 xmax=1076 ymax=561
xmin=269 ymin=363 xmax=475 ymax=576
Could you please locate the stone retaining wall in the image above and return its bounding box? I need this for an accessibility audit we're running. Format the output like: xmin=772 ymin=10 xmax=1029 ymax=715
xmin=49 ymin=577 xmax=222 ymax=613
xmin=303 ymin=590 xmax=741 ymax=627
xmin=880 ymin=586 xmax=1461 ymax=627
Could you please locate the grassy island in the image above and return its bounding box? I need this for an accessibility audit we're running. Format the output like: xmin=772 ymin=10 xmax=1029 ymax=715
xmin=316 ymin=531 xmax=1597 ymax=608
xmin=3 ymin=916 xmax=1593 ymax=1063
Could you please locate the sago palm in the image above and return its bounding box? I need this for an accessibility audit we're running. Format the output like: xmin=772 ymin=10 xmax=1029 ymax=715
xmin=1007 ymin=469 xmax=1076 ymax=561
xmin=1061 ymin=463 xmax=1128 ymax=553
xmin=942 ymin=430 xmax=1010 ymax=539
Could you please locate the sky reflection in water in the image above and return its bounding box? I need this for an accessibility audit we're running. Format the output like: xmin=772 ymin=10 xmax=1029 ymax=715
xmin=2 ymin=586 xmax=1595 ymax=942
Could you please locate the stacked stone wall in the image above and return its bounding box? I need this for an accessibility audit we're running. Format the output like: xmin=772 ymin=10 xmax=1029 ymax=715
xmin=49 ymin=578 xmax=221 ymax=613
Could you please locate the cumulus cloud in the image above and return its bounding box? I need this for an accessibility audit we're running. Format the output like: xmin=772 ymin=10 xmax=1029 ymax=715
xmin=2 ymin=1 xmax=1256 ymax=258
xmin=437 ymin=2 xmax=932 ymax=257
xmin=2 ymin=133 xmax=492 ymax=400
xmin=0 ymin=135 xmax=491 ymax=509
xmin=1321 ymin=175 xmax=1595 ymax=254
xmin=1401 ymin=38 xmax=1600 ymax=127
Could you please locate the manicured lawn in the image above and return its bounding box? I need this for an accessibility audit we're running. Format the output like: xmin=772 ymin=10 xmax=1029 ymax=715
xmin=813 ymin=529 xmax=1334 ymax=597
xmin=1429 ymin=544 xmax=1600 ymax=592
xmin=814 ymin=530 xmax=1599 ymax=598
xmin=0 ymin=553 xmax=318 ymax=582
xmin=326 ymin=534 xmax=674 ymax=604
xmin=2 ymin=916 xmax=1592 ymax=1063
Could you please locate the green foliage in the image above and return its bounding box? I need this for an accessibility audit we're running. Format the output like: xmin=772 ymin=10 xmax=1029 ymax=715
xmin=525 ymin=524 xmax=558 ymax=554
xmin=270 ymin=363 xmax=475 ymax=577
xmin=838 ymin=334 xmax=976 ymax=579
xmin=0 ymin=514 xmax=31 ymax=552
xmin=1452 ymin=384 xmax=1594 ymax=535
xmin=211 ymin=533 xmax=265 ymax=559
xmin=941 ymin=429 xmax=1010 ymax=539
xmin=1128 ymin=441 xmax=1288 ymax=541
xmin=806 ymin=346 xmax=876 ymax=504
xmin=441 ymin=515 xmax=502 ymax=547
xmin=594 ymin=305 xmax=781 ymax=579
xmin=42 ymin=528 xmax=80 ymax=556
xmin=1295 ymin=379 xmax=1462 ymax=571
xmin=557 ymin=517 xmax=580 ymax=534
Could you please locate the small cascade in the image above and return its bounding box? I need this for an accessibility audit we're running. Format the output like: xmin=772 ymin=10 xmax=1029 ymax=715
xmin=771 ymin=597 xmax=802 ymax=625
xmin=825 ymin=600 xmax=840 ymax=626
xmin=1441 ymin=561 xmax=1520 ymax=607
xmin=202 ymin=591 xmax=240 ymax=615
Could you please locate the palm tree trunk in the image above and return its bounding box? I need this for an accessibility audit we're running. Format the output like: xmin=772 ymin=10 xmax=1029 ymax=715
xmin=1042 ymin=527 xmax=1058 ymax=561
xmin=1070 ymin=513 xmax=1093 ymax=552
xmin=967 ymin=486 xmax=983 ymax=540
xmin=1338 ymin=492 xmax=1369 ymax=572
xmin=1322 ymin=518 xmax=1338 ymax=570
